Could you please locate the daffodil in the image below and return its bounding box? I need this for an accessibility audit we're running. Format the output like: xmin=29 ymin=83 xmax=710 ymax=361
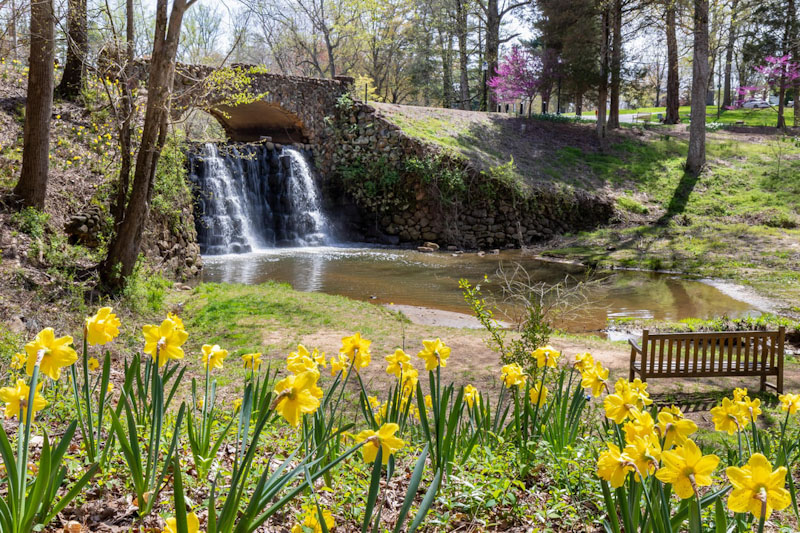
xmin=163 ymin=512 xmax=201 ymax=533
xmin=604 ymin=380 xmax=649 ymax=424
xmin=24 ymin=327 xmax=78 ymax=380
xmin=330 ymin=353 xmax=350 ymax=376
xmin=0 ymin=379 xmax=48 ymax=419
xmin=233 ymin=398 xmax=242 ymax=411
xmin=340 ymin=333 xmax=371 ymax=370
xmin=597 ymin=442 xmax=633 ymax=488
xmin=662 ymin=405 xmax=683 ymax=418
xmin=400 ymin=362 xmax=418 ymax=396
xmin=424 ymin=394 xmax=433 ymax=410
xmin=779 ymin=393 xmax=800 ymax=414
xmin=291 ymin=505 xmax=334 ymax=533
xmin=726 ymin=453 xmax=790 ymax=519
xmin=417 ymin=338 xmax=451 ymax=371
xmin=202 ymin=344 xmax=227 ymax=370
xmin=385 ymin=349 xmax=410 ymax=378
xmin=85 ymin=307 xmax=121 ymax=346
xmin=622 ymin=409 xmax=655 ymax=443
xmin=167 ymin=312 xmax=186 ymax=332
xmin=88 ymin=357 xmax=100 ymax=372
xmin=464 ymin=384 xmax=478 ymax=408
xmin=501 ymin=363 xmax=526 ymax=388
xmin=532 ymin=345 xmax=559 ymax=368
xmin=732 ymin=387 xmax=748 ymax=401
xmin=10 ymin=352 xmax=26 ymax=371
xmin=355 ymin=423 xmax=405 ymax=464
xmin=287 ymin=348 xmax=317 ymax=374
xmin=574 ymin=352 xmax=594 ymax=372
xmin=655 ymin=440 xmax=719 ymax=499
xmin=581 ymin=362 xmax=609 ymax=397
xmin=272 ymin=371 xmax=322 ymax=427
xmin=656 ymin=411 xmax=698 ymax=449
xmin=242 ymin=352 xmax=263 ymax=370
xmin=529 ymin=382 xmax=548 ymax=407
xmin=312 ymin=348 xmax=326 ymax=367
xmin=143 ymin=317 xmax=189 ymax=367
xmin=107 ymin=383 xmax=114 ymax=394
xmin=624 ymin=435 xmax=661 ymax=480
xmin=710 ymin=397 xmax=745 ymax=435
xmin=740 ymin=396 xmax=761 ymax=424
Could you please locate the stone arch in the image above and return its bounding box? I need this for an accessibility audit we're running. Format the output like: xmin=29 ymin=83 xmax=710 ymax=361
xmin=209 ymin=101 xmax=308 ymax=143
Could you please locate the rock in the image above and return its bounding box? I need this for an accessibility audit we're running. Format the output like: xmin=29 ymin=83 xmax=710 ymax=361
xmin=446 ymin=245 xmax=458 ymax=251
xmin=417 ymin=246 xmax=435 ymax=253
xmin=489 ymin=249 xmax=500 ymax=255
xmin=422 ymin=241 xmax=439 ymax=251
xmin=477 ymin=251 xmax=485 ymax=257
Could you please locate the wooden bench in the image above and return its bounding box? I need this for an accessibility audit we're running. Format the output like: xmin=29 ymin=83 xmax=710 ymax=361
xmin=629 ymin=328 xmax=785 ymax=393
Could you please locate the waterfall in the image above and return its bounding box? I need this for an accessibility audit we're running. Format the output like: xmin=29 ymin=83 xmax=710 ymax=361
xmin=189 ymin=142 xmax=331 ymax=255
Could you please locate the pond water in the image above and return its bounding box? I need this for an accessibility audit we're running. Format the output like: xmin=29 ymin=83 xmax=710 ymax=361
xmin=200 ymin=246 xmax=764 ymax=336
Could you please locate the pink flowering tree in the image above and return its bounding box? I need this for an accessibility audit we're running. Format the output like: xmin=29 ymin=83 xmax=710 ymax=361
xmin=488 ymin=46 xmax=542 ymax=116
xmin=754 ymin=55 xmax=800 ymax=127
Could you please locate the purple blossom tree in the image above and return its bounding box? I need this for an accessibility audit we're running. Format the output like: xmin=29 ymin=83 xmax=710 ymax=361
xmin=488 ymin=46 xmax=543 ymax=117
xmin=754 ymin=55 xmax=800 ymax=127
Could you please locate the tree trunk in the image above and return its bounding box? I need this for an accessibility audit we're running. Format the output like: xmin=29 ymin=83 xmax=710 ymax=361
xmin=112 ymin=0 xmax=135 ymax=228
xmin=456 ymin=0 xmax=470 ymax=110
xmin=102 ymin=0 xmax=195 ymax=290
xmin=55 ymin=0 xmax=87 ymax=100
xmin=8 ymin=0 xmax=18 ymax=60
xmin=665 ymin=1 xmax=680 ymax=124
xmin=14 ymin=0 xmax=55 ymax=209
xmin=686 ymin=0 xmax=709 ymax=175
xmin=721 ymin=0 xmax=737 ymax=108
xmin=607 ymin=0 xmax=622 ymax=129
xmin=439 ymin=30 xmax=454 ymax=107
xmin=792 ymin=0 xmax=799 ymax=125
xmin=576 ymin=91 xmax=583 ymax=116
xmin=486 ymin=0 xmax=500 ymax=112
xmin=597 ymin=5 xmax=610 ymax=146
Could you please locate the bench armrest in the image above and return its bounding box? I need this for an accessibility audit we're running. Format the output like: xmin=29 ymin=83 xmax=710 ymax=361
xmin=629 ymin=339 xmax=642 ymax=354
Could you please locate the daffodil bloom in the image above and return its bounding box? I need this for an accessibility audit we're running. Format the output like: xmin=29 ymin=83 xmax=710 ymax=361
xmin=312 ymin=348 xmax=326 ymax=368
xmin=107 ymin=383 xmax=114 ymax=394
xmin=604 ymin=381 xmax=648 ymax=424
xmin=197 ymin=398 xmax=204 ymax=411
xmin=202 ymin=344 xmax=228 ymax=370
xmin=291 ymin=505 xmax=334 ymax=533
xmin=529 ymin=382 xmax=548 ymax=407
xmin=740 ymin=396 xmax=761 ymax=423
xmin=655 ymin=439 xmax=719 ymax=499
xmin=622 ymin=409 xmax=655 ymax=443
xmin=355 ymin=423 xmax=405 ymax=464
xmin=24 ymin=327 xmax=78 ymax=380
xmin=597 ymin=442 xmax=634 ymax=488
xmin=385 ymin=349 xmax=410 ymax=378
xmin=10 ymin=352 xmax=26 ymax=371
xmin=726 ymin=453 xmax=790 ymax=519
xmin=167 ymin=312 xmax=186 ymax=332
xmin=340 ymin=333 xmax=371 ymax=370
xmin=624 ymin=435 xmax=662 ymax=480
xmin=417 ymin=338 xmax=451 ymax=371
xmin=424 ymin=394 xmax=433 ymax=410
xmin=330 ymin=353 xmax=350 ymax=376
xmin=574 ymin=352 xmax=594 ymax=372
xmin=661 ymin=405 xmax=683 ymax=418
xmin=368 ymin=395 xmax=381 ymax=410
xmin=656 ymin=411 xmax=698 ymax=449
xmin=501 ymin=363 xmax=526 ymax=388
xmin=464 ymin=384 xmax=478 ymax=408
xmin=581 ymin=362 xmax=609 ymax=397
xmin=779 ymin=393 xmax=800 ymax=414
xmin=272 ymin=371 xmax=322 ymax=427
xmin=233 ymin=398 xmax=242 ymax=411
xmin=143 ymin=318 xmax=189 ymax=367
xmin=287 ymin=352 xmax=316 ymax=374
xmin=710 ymin=397 xmax=745 ymax=435
xmin=242 ymin=352 xmax=262 ymax=370
xmin=732 ymin=387 xmax=748 ymax=401
xmin=85 ymin=307 xmax=121 ymax=346
xmin=0 ymin=379 xmax=48 ymax=419
xmin=628 ymin=378 xmax=650 ymax=397
xmin=163 ymin=512 xmax=201 ymax=533
xmin=88 ymin=357 xmax=100 ymax=372
xmin=532 ymin=345 xmax=559 ymax=368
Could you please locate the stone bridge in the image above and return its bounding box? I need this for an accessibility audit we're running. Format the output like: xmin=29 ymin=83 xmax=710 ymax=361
xmin=160 ymin=62 xmax=354 ymax=144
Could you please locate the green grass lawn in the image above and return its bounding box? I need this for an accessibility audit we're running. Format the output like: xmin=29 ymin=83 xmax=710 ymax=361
xmin=568 ymin=106 xmax=796 ymax=127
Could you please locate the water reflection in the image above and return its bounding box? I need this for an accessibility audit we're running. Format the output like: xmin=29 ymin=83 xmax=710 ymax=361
xmin=201 ymin=246 xmax=763 ymax=334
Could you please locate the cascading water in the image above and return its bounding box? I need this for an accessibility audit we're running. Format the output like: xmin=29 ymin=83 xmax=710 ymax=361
xmin=189 ymin=143 xmax=331 ymax=254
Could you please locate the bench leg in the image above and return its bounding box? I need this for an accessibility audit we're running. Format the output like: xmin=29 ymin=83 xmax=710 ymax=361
xmin=759 ymin=374 xmax=767 ymax=393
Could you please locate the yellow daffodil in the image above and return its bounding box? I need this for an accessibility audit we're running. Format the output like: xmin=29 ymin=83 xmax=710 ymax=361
xmin=662 ymin=405 xmax=684 ymax=418
xmin=733 ymin=387 xmax=748 ymax=401
xmin=167 ymin=312 xmax=185 ymax=332
xmin=242 ymin=352 xmax=263 ymax=370
xmin=355 ymin=423 xmax=405 ymax=464
xmin=424 ymin=394 xmax=433 ymax=410
xmin=340 ymin=333 xmax=371 ymax=370
xmin=24 ymin=327 xmax=78 ymax=381
xmin=202 ymin=344 xmax=228 ymax=370
xmin=368 ymin=395 xmax=381 ymax=410
xmin=581 ymin=362 xmax=609 ymax=397
xmin=574 ymin=352 xmax=594 ymax=372
xmin=464 ymin=384 xmax=478 ymax=408
xmin=417 ymin=338 xmax=451 ymax=371
xmin=597 ymin=442 xmax=633 ymax=488
xmin=529 ymin=382 xmax=548 ymax=407
xmin=163 ymin=512 xmax=201 ymax=533
xmin=655 ymin=440 xmax=719 ymax=499
xmin=10 ymin=352 xmax=26 ymax=371
xmin=272 ymin=370 xmax=322 ymax=427
xmin=88 ymin=357 xmax=100 ymax=372
xmin=624 ymin=435 xmax=661 ymax=480
xmin=656 ymin=411 xmax=697 ymax=449
xmin=143 ymin=318 xmax=189 ymax=367
xmin=107 ymin=383 xmax=114 ymax=394
xmin=622 ymin=410 xmax=655 ymax=443
xmin=287 ymin=351 xmax=317 ymax=374
xmin=501 ymin=363 xmax=526 ymax=388
xmin=726 ymin=453 xmax=790 ymax=519
xmin=740 ymin=396 xmax=761 ymax=424
xmin=532 ymin=345 xmax=559 ymax=368
xmin=330 ymin=353 xmax=350 ymax=376
xmin=604 ymin=379 xmax=650 ymax=424
xmin=385 ymin=349 xmax=410 ymax=378
xmin=233 ymin=398 xmax=243 ymax=411
xmin=312 ymin=348 xmax=326 ymax=368
xmin=779 ymin=393 xmax=800 ymax=414
xmin=400 ymin=362 xmax=418 ymax=396
xmin=85 ymin=307 xmax=121 ymax=346
xmin=291 ymin=505 xmax=334 ymax=533
xmin=711 ymin=397 xmax=745 ymax=435
xmin=0 ymin=379 xmax=47 ymax=419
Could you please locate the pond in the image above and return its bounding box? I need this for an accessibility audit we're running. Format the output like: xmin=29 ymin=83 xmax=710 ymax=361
xmin=200 ymin=246 xmax=765 ymax=336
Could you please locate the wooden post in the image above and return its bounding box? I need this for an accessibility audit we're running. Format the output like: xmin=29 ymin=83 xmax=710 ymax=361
xmin=778 ymin=326 xmax=786 ymax=393
xmin=641 ymin=330 xmax=649 ymax=382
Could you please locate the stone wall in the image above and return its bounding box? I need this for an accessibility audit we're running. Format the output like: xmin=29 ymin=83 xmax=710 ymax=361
xmin=315 ymin=100 xmax=614 ymax=249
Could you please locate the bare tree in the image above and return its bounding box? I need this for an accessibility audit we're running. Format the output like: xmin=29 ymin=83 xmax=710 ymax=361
xmin=607 ymin=0 xmax=622 ymax=128
xmin=664 ymin=0 xmax=680 ymax=123
xmin=14 ymin=0 xmax=55 ymax=209
xmin=55 ymin=0 xmax=87 ymax=100
xmin=686 ymin=0 xmax=708 ymax=174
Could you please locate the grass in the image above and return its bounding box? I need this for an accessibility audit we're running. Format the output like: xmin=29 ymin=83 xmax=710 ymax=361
xmin=566 ymin=106 xmax=796 ymax=127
